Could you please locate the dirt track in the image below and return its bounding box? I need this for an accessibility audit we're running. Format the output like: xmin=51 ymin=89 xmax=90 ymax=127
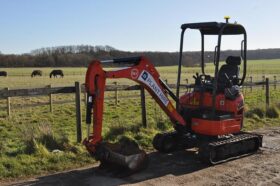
xmin=6 ymin=127 xmax=280 ymax=186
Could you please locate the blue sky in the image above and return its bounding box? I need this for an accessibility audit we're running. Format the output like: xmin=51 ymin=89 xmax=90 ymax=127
xmin=0 ymin=0 xmax=279 ymax=54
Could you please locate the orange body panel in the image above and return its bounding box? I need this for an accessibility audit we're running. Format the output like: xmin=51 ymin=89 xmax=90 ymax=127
xmin=180 ymin=91 xmax=244 ymax=115
xmin=191 ymin=118 xmax=241 ymax=136
xmin=180 ymin=90 xmax=244 ymax=136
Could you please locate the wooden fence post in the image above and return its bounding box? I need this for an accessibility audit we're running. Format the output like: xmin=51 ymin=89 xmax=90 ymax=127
xmin=6 ymin=88 xmax=10 ymax=117
xmin=114 ymin=82 xmax=118 ymax=105
xmin=75 ymin=82 xmax=82 ymax=143
xmin=265 ymin=78 xmax=269 ymax=111
xmin=262 ymin=76 xmax=265 ymax=90
xmin=274 ymin=76 xmax=277 ymax=90
xmin=48 ymin=85 xmax=53 ymax=113
xmin=250 ymin=76 xmax=253 ymax=92
xmin=140 ymin=86 xmax=147 ymax=128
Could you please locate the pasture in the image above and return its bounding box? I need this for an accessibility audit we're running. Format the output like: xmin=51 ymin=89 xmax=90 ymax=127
xmin=0 ymin=59 xmax=279 ymax=179
xmin=1 ymin=59 xmax=280 ymax=88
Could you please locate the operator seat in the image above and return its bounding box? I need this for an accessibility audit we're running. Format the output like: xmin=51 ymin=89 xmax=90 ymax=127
xmin=217 ymin=56 xmax=241 ymax=92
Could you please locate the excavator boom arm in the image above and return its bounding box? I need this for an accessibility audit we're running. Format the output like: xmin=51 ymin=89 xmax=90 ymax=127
xmin=84 ymin=56 xmax=186 ymax=153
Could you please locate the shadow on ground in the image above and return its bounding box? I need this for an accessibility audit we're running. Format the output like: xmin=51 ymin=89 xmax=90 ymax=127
xmin=14 ymin=149 xmax=208 ymax=186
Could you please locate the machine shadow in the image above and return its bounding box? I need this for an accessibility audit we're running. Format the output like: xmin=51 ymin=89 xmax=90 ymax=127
xmin=124 ymin=150 xmax=209 ymax=184
xmin=16 ymin=150 xmax=209 ymax=186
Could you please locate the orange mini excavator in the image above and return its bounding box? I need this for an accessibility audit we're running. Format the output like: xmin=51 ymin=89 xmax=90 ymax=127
xmin=83 ymin=18 xmax=262 ymax=175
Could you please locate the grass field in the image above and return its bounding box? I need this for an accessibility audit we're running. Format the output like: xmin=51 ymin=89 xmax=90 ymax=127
xmin=0 ymin=59 xmax=279 ymax=179
xmin=0 ymin=59 xmax=280 ymax=88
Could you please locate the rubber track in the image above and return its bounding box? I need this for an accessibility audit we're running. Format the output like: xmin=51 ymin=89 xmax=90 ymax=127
xmin=201 ymin=132 xmax=263 ymax=164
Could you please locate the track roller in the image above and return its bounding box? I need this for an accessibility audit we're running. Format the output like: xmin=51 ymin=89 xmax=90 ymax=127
xmin=152 ymin=131 xmax=195 ymax=153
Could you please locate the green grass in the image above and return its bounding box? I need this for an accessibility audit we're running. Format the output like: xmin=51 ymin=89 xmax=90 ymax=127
xmin=0 ymin=59 xmax=279 ymax=180
xmin=0 ymin=103 xmax=95 ymax=179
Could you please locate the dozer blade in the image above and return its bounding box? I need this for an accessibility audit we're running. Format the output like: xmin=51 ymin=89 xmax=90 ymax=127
xmin=94 ymin=137 xmax=148 ymax=177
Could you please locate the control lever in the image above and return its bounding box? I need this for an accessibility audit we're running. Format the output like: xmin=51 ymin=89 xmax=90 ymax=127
xmin=224 ymin=73 xmax=233 ymax=87
xmin=193 ymin=72 xmax=202 ymax=85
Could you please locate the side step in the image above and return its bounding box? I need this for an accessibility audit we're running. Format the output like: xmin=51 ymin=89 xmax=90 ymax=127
xmin=199 ymin=132 xmax=263 ymax=164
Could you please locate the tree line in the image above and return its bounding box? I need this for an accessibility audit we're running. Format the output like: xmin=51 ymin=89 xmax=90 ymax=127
xmin=0 ymin=45 xmax=280 ymax=67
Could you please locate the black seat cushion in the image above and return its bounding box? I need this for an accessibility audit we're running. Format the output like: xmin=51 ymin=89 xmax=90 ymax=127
xmin=217 ymin=56 xmax=241 ymax=91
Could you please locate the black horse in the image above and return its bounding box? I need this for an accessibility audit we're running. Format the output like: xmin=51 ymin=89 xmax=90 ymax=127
xmin=31 ymin=70 xmax=42 ymax=77
xmin=0 ymin=71 xmax=7 ymax=77
xmin=50 ymin=70 xmax=64 ymax=78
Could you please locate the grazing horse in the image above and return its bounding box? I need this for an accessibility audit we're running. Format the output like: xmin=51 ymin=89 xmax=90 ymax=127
xmin=50 ymin=70 xmax=64 ymax=78
xmin=0 ymin=71 xmax=7 ymax=77
xmin=31 ymin=70 xmax=42 ymax=77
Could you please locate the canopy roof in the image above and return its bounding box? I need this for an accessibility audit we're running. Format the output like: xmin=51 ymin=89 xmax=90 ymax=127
xmin=181 ymin=22 xmax=246 ymax=35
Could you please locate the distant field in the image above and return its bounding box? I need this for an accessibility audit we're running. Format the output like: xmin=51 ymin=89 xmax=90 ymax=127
xmin=0 ymin=59 xmax=280 ymax=88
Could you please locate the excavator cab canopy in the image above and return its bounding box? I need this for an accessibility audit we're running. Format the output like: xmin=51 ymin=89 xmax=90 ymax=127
xmin=175 ymin=19 xmax=247 ymax=114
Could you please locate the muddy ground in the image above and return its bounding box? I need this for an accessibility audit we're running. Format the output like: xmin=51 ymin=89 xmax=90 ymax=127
xmin=4 ymin=127 xmax=280 ymax=186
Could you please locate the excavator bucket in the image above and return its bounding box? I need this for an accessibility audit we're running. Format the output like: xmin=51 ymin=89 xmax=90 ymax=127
xmin=93 ymin=137 xmax=148 ymax=177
